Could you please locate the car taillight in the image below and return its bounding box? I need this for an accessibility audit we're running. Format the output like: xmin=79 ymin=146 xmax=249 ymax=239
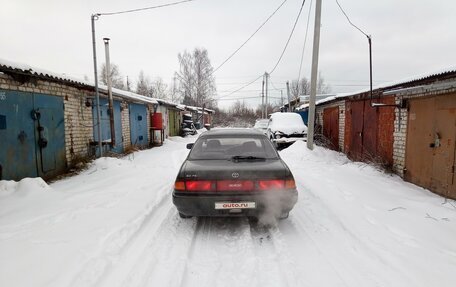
xmin=217 ymin=180 xmax=254 ymax=192
xmin=258 ymin=179 xmax=285 ymax=190
xmin=174 ymin=181 xmax=185 ymax=191
xmin=285 ymin=179 xmax=296 ymax=189
xmin=185 ymin=180 xmax=215 ymax=192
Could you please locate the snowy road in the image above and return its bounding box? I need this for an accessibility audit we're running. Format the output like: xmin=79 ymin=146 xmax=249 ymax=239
xmin=1 ymin=134 xmax=456 ymax=287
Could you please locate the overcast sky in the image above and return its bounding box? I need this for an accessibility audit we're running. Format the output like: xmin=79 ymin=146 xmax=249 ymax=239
xmin=1 ymin=0 xmax=455 ymax=109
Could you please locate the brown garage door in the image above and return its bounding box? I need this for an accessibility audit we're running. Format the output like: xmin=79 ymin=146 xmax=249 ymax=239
xmin=350 ymin=100 xmax=364 ymax=160
xmin=323 ymin=107 xmax=339 ymax=150
xmin=405 ymin=94 xmax=456 ymax=199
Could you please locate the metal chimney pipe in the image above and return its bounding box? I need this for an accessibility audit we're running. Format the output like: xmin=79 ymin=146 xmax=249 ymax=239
xmin=103 ymin=37 xmax=116 ymax=146
xmin=91 ymin=14 xmax=103 ymax=157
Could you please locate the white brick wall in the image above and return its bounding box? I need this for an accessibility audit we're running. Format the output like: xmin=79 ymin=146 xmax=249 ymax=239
xmin=121 ymin=101 xmax=131 ymax=151
xmin=393 ymin=98 xmax=407 ymax=176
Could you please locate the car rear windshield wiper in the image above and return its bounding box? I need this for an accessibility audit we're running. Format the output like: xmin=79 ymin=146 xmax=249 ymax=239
xmin=230 ymin=155 xmax=266 ymax=162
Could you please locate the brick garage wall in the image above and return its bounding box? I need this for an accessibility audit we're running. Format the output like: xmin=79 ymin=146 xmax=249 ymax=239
xmin=337 ymin=101 xmax=345 ymax=152
xmin=391 ymin=88 xmax=456 ymax=177
xmin=376 ymin=96 xmax=395 ymax=167
xmin=147 ymin=105 xmax=151 ymax=146
xmin=121 ymin=101 xmax=131 ymax=151
xmin=344 ymin=101 xmax=352 ymax=154
xmin=0 ymin=74 xmax=94 ymax=166
xmin=316 ymin=100 xmax=345 ymax=152
xmin=393 ymin=98 xmax=407 ymax=176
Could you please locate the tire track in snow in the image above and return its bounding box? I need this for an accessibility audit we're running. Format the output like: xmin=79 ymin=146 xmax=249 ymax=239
xmin=291 ymin=180 xmax=414 ymax=286
xmin=117 ymin=209 xmax=198 ymax=287
xmin=69 ymin=182 xmax=173 ymax=287
xmin=248 ymin=221 xmax=301 ymax=287
xmin=180 ymin=217 xmax=257 ymax=287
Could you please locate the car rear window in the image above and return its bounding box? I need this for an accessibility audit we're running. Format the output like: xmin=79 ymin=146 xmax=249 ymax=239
xmin=188 ymin=136 xmax=279 ymax=160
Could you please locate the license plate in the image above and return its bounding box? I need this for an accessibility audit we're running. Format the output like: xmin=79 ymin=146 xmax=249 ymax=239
xmin=215 ymin=202 xmax=256 ymax=209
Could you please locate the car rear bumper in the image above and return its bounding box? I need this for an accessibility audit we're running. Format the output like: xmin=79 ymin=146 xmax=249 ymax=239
xmin=173 ymin=190 xmax=298 ymax=217
xmin=272 ymin=137 xmax=307 ymax=144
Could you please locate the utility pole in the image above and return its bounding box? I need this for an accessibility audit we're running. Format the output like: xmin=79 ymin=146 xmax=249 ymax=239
xmin=91 ymin=14 xmax=103 ymax=157
xmin=307 ymin=0 xmax=322 ymax=150
xmin=286 ymin=81 xmax=291 ymax=112
xmin=103 ymin=37 xmax=115 ymax=146
xmin=264 ymin=72 xmax=269 ymax=117
xmin=280 ymin=90 xmax=284 ymax=107
xmin=261 ymin=77 xmax=265 ymax=118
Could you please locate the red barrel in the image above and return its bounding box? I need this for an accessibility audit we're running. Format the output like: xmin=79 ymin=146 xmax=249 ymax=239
xmin=151 ymin=113 xmax=163 ymax=129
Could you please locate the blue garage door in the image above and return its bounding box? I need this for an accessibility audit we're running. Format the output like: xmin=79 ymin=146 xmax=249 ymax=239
xmin=129 ymin=103 xmax=148 ymax=147
xmin=92 ymin=98 xmax=123 ymax=154
xmin=0 ymin=90 xmax=65 ymax=180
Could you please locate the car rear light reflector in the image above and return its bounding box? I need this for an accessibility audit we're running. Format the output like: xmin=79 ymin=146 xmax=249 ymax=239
xmin=285 ymin=179 xmax=296 ymax=189
xmin=217 ymin=180 xmax=255 ymax=192
xmin=185 ymin=180 xmax=215 ymax=192
xmin=258 ymin=180 xmax=285 ymax=190
xmin=174 ymin=181 xmax=185 ymax=191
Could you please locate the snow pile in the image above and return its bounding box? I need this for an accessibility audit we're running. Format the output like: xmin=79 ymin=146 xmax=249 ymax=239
xmin=0 ymin=177 xmax=52 ymax=197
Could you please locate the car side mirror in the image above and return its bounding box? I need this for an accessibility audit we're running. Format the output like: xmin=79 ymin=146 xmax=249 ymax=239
xmin=186 ymin=143 xmax=194 ymax=149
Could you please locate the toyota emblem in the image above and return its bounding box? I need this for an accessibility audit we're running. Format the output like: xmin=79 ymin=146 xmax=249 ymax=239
xmin=232 ymin=172 xmax=239 ymax=178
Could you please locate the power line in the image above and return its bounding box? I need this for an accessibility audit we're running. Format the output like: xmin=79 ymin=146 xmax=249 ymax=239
xmin=335 ymin=0 xmax=369 ymax=37
xmin=98 ymin=0 xmax=195 ymax=16
xmin=212 ymin=0 xmax=289 ymax=74
xmin=269 ymin=0 xmax=306 ymax=75
xmin=297 ymin=0 xmax=313 ymax=81
xmin=218 ymin=95 xmax=283 ymax=101
xmin=216 ymin=74 xmax=264 ymax=100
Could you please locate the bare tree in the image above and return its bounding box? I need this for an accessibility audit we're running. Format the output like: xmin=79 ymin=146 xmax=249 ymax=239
xmin=169 ymin=76 xmax=182 ymax=103
xmin=290 ymin=73 xmax=331 ymax=99
xmin=290 ymin=77 xmax=311 ymax=100
xmin=136 ymin=70 xmax=153 ymax=97
xmin=175 ymin=48 xmax=217 ymax=108
xmin=100 ymin=63 xmax=125 ymax=89
xmin=151 ymin=78 xmax=168 ymax=99
xmin=317 ymin=72 xmax=331 ymax=94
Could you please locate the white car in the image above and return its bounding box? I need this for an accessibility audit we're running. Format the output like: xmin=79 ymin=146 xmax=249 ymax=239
xmin=267 ymin=112 xmax=307 ymax=147
xmin=253 ymin=119 xmax=269 ymax=134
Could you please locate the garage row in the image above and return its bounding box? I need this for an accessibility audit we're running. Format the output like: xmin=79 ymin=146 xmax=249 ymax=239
xmin=300 ymin=68 xmax=456 ymax=199
xmin=0 ymin=60 xmax=213 ymax=181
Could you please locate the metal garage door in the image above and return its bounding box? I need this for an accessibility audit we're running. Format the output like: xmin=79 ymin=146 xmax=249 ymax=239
xmin=92 ymin=98 xmax=123 ymax=154
xmin=405 ymin=94 xmax=456 ymax=199
xmin=129 ymin=103 xmax=148 ymax=147
xmin=0 ymin=90 xmax=65 ymax=180
xmin=323 ymin=107 xmax=339 ymax=151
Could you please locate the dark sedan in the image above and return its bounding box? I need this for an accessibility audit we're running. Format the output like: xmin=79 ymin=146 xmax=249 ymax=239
xmin=173 ymin=129 xmax=298 ymax=219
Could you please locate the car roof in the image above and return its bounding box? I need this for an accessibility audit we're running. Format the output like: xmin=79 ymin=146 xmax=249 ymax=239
xmin=200 ymin=128 xmax=265 ymax=137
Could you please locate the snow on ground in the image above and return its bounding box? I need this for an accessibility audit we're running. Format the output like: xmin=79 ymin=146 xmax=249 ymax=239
xmin=1 ymin=136 xmax=455 ymax=287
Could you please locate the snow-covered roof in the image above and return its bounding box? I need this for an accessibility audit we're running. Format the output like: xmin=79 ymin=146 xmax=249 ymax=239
xmin=0 ymin=58 xmax=158 ymax=105
xmin=156 ymin=98 xmax=181 ymax=108
xmin=0 ymin=58 xmax=88 ymax=86
xmin=314 ymin=66 xmax=456 ymax=106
